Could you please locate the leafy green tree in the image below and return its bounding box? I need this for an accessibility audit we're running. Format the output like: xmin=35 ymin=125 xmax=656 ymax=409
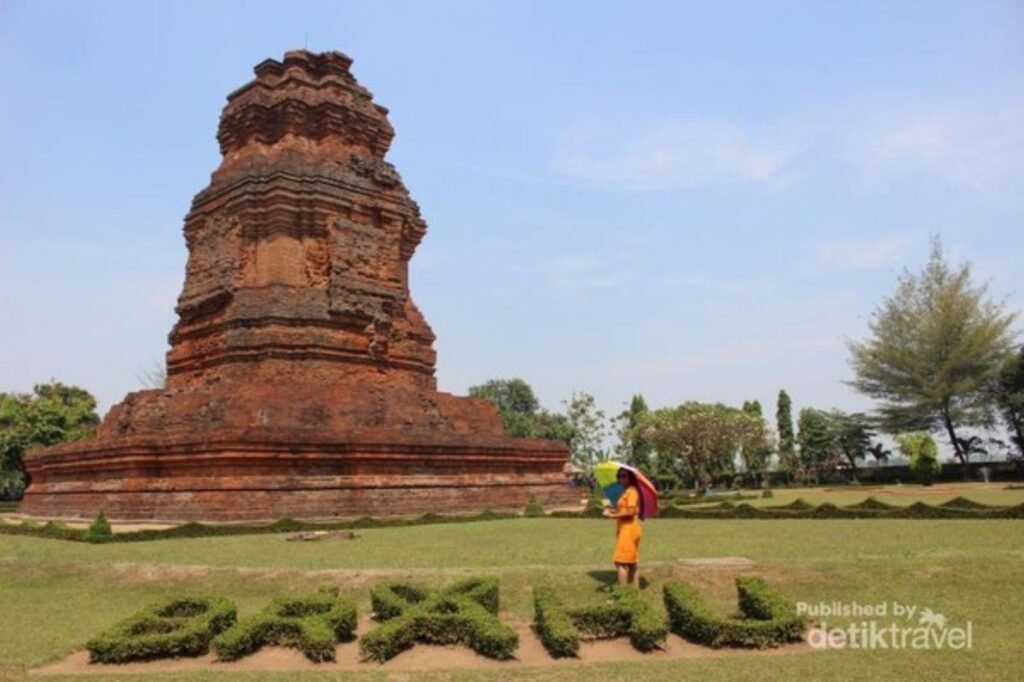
xmin=0 ymin=382 xmax=100 ymax=498
xmin=613 ymin=394 xmax=653 ymax=470
xmin=993 ymin=347 xmax=1024 ymax=458
xmin=897 ymin=431 xmax=941 ymax=485
xmin=740 ymin=400 xmax=773 ymax=487
xmin=640 ymin=402 xmax=760 ymax=488
xmin=829 ymin=411 xmax=874 ymax=481
xmin=564 ymin=391 xmax=607 ymax=474
xmin=848 ymin=239 xmax=1017 ymax=472
xmin=796 ymin=408 xmax=838 ymax=481
xmin=776 ymin=390 xmax=798 ymax=480
xmin=468 ymin=378 xmax=573 ymax=443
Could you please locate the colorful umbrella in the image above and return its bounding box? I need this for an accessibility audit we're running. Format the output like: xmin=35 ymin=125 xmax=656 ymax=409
xmin=594 ymin=461 xmax=659 ymax=519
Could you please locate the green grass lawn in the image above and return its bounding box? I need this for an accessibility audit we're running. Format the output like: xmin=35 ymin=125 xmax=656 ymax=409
xmin=2 ymin=516 xmax=1023 ymax=680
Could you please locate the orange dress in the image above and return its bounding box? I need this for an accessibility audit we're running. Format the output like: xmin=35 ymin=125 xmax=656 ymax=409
xmin=613 ymin=486 xmax=642 ymax=564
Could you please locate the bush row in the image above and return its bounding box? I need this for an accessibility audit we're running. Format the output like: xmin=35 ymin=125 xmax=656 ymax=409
xmin=213 ymin=588 xmax=357 ymax=662
xmin=0 ymin=509 xmax=519 ymax=543
xmin=556 ymin=496 xmax=1024 ymax=520
xmin=663 ymin=577 xmax=805 ymax=648
xmin=87 ymin=597 xmax=236 ymax=663
xmin=533 ymin=584 xmax=667 ymax=657
xmin=361 ymin=578 xmax=517 ymax=662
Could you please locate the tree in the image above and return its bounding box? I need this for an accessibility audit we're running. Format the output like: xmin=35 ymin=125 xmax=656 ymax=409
xmin=776 ymin=390 xmax=798 ymax=481
xmin=0 ymin=382 xmax=100 ymax=498
xmin=828 ymin=411 xmax=873 ymax=481
xmin=867 ymin=441 xmax=892 ymax=467
xmin=740 ymin=400 xmax=773 ymax=487
xmin=640 ymin=402 xmax=760 ymax=489
xmin=796 ymin=408 xmax=839 ymax=481
xmin=897 ymin=432 xmax=941 ymax=485
xmin=613 ymin=394 xmax=653 ymax=470
xmin=848 ymin=239 xmax=1017 ymax=473
xmin=564 ymin=392 xmax=607 ymax=474
xmin=468 ymin=378 xmax=573 ymax=443
xmin=993 ymin=347 xmax=1024 ymax=458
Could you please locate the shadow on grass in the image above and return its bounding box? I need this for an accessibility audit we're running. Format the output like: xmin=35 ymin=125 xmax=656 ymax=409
xmin=586 ymin=569 xmax=650 ymax=591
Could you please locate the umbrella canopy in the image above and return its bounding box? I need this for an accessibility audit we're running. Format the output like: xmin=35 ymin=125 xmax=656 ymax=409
xmin=594 ymin=461 xmax=659 ymax=519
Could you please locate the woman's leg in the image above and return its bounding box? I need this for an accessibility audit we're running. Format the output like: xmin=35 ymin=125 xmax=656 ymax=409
xmin=615 ymin=563 xmax=629 ymax=585
xmin=628 ymin=564 xmax=640 ymax=587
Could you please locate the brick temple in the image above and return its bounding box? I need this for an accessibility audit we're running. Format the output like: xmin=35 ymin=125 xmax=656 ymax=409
xmin=22 ymin=50 xmax=577 ymax=521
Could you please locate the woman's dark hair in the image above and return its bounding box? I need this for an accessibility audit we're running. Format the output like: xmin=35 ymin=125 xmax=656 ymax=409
xmin=618 ymin=468 xmax=646 ymax=520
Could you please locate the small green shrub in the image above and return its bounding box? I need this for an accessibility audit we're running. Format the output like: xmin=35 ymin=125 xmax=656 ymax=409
xmin=87 ymin=597 xmax=236 ymax=663
xmin=524 ymin=496 xmax=545 ymax=517
xmin=898 ymin=432 xmax=941 ymax=485
xmin=583 ymin=491 xmax=606 ymax=517
xmin=213 ymin=588 xmax=356 ymax=662
xmin=663 ymin=577 xmax=804 ymax=648
xmin=846 ymin=497 xmax=897 ymax=511
xmin=84 ymin=510 xmax=113 ymax=543
xmin=761 ymin=488 xmax=774 ymax=499
xmin=533 ymin=585 xmax=666 ymax=657
xmin=361 ymin=578 xmax=516 ymax=662
xmin=939 ymin=496 xmax=992 ymax=510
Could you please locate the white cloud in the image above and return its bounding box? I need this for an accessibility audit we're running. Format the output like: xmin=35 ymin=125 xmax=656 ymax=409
xmin=818 ymin=236 xmax=911 ymax=269
xmin=506 ymin=254 xmax=630 ymax=294
xmin=850 ymin=104 xmax=1024 ymax=199
xmin=553 ymin=123 xmax=795 ymax=190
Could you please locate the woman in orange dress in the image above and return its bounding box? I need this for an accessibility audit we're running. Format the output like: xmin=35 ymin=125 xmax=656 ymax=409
xmin=603 ymin=468 xmax=643 ymax=587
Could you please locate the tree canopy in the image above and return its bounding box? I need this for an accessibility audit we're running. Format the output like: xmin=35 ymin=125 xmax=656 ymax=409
xmin=638 ymin=401 xmax=761 ymax=488
xmin=0 ymin=382 xmax=100 ymax=498
xmin=848 ymin=239 xmax=1017 ymax=464
xmin=993 ymin=347 xmax=1024 ymax=459
xmin=467 ymin=378 xmax=573 ymax=444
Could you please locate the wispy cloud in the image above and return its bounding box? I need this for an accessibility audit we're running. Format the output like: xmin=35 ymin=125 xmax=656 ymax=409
xmin=612 ymin=333 xmax=841 ymax=378
xmin=818 ymin=236 xmax=911 ymax=269
xmin=848 ymin=103 xmax=1024 ymax=199
xmin=553 ymin=123 xmax=795 ymax=190
xmin=506 ymin=254 xmax=630 ymax=294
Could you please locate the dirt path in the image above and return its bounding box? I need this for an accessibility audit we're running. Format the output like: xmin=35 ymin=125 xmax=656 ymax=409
xmin=31 ymin=619 xmax=818 ymax=676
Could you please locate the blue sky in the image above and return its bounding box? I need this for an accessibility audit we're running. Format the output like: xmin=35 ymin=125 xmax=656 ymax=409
xmin=1 ymin=1 xmax=1022 ymax=448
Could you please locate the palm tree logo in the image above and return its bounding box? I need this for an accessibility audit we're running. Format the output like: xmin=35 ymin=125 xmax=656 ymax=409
xmin=918 ymin=608 xmax=946 ymax=629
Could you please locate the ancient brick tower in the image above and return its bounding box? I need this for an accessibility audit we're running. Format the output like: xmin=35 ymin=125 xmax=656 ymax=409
xmin=22 ymin=51 xmax=576 ymax=521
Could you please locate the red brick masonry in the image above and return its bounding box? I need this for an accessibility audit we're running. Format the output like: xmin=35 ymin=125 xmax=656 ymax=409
xmin=22 ymin=51 xmax=576 ymax=521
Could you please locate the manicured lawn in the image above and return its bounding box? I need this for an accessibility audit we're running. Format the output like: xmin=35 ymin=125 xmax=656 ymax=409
xmin=2 ymin=516 xmax=1022 ymax=680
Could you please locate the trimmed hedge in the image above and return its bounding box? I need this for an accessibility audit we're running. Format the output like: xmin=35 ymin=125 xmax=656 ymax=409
xmin=533 ymin=585 xmax=666 ymax=657
xmin=360 ymin=577 xmax=517 ymax=662
xmin=524 ymin=496 xmax=545 ymax=517
xmin=663 ymin=577 xmax=805 ymax=649
xmin=87 ymin=596 xmax=236 ymax=663
xmin=0 ymin=509 xmax=519 ymax=544
xmin=213 ymin=588 xmax=356 ymax=662
xmin=567 ymin=498 xmax=1024 ymax=520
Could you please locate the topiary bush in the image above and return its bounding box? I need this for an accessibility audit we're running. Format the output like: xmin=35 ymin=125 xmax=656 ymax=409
xmin=761 ymin=488 xmax=774 ymax=499
xmin=524 ymin=496 xmax=545 ymax=518
xmin=84 ymin=510 xmax=113 ymax=543
xmin=360 ymin=578 xmax=516 ymax=662
xmin=87 ymin=596 xmax=236 ymax=663
xmin=663 ymin=576 xmax=805 ymax=648
xmin=533 ymin=584 xmax=666 ymax=657
xmin=213 ymin=588 xmax=356 ymax=662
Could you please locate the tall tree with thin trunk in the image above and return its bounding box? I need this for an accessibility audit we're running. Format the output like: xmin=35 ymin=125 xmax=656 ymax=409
xmin=848 ymin=238 xmax=1016 ymax=475
xmin=994 ymin=347 xmax=1024 ymax=459
xmin=776 ymin=390 xmax=797 ymax=480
